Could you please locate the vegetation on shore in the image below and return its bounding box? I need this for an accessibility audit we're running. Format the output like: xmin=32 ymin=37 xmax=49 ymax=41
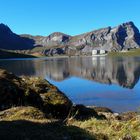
xmin=0 ymin=49 xmax=36 ymax=59
xmin=0 ymin=106 xmax=140 ymax=140
xmin=1 ymin=47 xmax=140 ymax=59
xmin=108 ymin=48 xmax=140 ymax=57
xmin=69 ymin=116 xmax=140 ymax=140
xmin=0 ymin=68 xmax=140 ymax=140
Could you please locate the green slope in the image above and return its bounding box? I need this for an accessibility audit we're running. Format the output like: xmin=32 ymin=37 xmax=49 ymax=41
xmin=0 ymin=49 xmax=36 ymax=59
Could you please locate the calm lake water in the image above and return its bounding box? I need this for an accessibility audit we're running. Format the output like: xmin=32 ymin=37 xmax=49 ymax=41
xmin=0 ymin=56 xmax=140 ymax=112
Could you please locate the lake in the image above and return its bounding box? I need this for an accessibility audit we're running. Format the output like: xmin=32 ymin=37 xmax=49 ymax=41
xmin=0 ymin=56 xmax=140 ymax=112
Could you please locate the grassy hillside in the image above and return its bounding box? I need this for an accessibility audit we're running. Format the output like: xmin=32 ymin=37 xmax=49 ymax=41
xmin=0 ymin=49 xmax=36 ymax=59
xmin=109 ymin=48 xmax=140 ymax=57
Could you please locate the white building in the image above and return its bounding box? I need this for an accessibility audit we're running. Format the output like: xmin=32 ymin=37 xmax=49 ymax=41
xmin=100 ymin=50 xmax=106 ymax=54
xmin=92 ymin=50 xmax=98 ymax=55
xmin=92 ymin=49 xmax=108 ymax=56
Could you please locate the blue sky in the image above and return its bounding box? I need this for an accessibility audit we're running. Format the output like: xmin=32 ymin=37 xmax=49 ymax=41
xmin=0 ymin=0 xmax=140 ymax=36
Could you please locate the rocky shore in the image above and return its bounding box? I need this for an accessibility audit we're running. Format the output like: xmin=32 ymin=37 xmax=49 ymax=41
xmin=0 ymin=69 xmax=140 ymax=140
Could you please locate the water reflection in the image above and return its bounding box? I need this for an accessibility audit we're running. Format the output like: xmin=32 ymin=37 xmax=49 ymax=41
xmin=1 ymin=56 xmax=140 ymax=112
xmin=0 ymin=56 xmax=140 ymax=89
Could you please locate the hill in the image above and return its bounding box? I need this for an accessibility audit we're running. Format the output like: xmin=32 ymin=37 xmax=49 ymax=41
xmin=0 ymin=21 xmax=140 ymax=56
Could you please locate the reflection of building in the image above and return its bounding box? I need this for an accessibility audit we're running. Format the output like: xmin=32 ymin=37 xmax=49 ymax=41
xmin=92 ymin=56 xmax=106 ymax=68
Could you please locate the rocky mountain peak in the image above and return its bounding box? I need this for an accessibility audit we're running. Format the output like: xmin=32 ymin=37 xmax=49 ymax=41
xmin=48 ymin=32 xmax=69 ymax=36
xmin=122 ymin=21 xmax=136 ymax=27
xmin=122 ymin=21 xmax=133 ymax=25
xmin=0 ymin=23 xmax=12 ymax=34
xmin=120 ymin=21 xmax=139 ymax=32
xmin=47 ymin=32 xmax=71 ymax=43
xmin=0 ymin=23 xmax=35 ymax=50
xmin=0 ymin=21 xmax=140 ymax=55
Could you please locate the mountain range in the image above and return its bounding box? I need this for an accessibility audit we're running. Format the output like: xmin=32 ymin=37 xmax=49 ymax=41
xmin=0 ymin=21 xmax=140 ymax=56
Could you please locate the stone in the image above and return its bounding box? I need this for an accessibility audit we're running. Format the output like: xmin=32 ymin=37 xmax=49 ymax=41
xmin=0 ymin=69 xmax=72 ymax=119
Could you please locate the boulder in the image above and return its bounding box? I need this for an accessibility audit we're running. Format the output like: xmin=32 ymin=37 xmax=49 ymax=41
xmin=68 ymin=105 xmax=106 ymax=120
xmin=23 ymin=77 xmax=72 ymax=118
xmin=0 ymin=106 xmax=46 ymax=120
xmin=0 ymin=69 xmax=72 ymax=119
xmin=0 ymin=69 xmax=42 ymax=110
xmin=118 ymin=112 xmax=137 ymax=121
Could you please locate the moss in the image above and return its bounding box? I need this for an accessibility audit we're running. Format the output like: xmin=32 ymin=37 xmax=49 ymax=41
xmin=42 ymin=92 xmax=69 ymax=105
xmin=0 ymin=69 xmax=44 ymax=110
xmin=0 ymin=69 xmax=72 ymax=119
xmin=23 ymin=76 xmax=72 ymax=118
xmin=0 ymin=106 xmax=46 ymax=120
xmin=40 ymin=91 xmax=72 ymax=118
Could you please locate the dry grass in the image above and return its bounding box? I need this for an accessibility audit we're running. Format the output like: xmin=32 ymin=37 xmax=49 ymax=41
xmin=68 ymin=116 xmax=140 ymax=140
xmin=0 ymin=106 xmax=140 ymax=139
xmin=0 ymin=106 xmax=46 ymax=121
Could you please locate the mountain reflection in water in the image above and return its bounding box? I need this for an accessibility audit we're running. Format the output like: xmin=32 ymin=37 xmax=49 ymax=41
xmin=0 ymin=56 xmax=140 ymax=112
xmin=0 ymin=56 xmax=140 ymax=89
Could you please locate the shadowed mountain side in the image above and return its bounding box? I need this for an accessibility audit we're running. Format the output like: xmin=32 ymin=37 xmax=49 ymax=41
xmin=0 ymin=24 xmax=35 ymax=50
xmin=0 ymin=50 xmax=36 ymax=59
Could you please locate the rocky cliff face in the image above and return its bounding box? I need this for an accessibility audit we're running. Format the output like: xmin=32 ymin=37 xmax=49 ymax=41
xmin=0 ymin=21 xmax=140 ymax=55
xmin=65 ymin=22 xmax=140 ymax=55
xmin=21 ymin=32 xmax=71 ymax=48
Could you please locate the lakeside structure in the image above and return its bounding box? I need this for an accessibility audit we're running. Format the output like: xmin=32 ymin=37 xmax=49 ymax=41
xmin=92 ymin=49 xmax=108 ymax=56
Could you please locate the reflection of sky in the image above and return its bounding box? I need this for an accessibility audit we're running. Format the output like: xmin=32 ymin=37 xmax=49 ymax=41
xmin=134 ymin=80 xmax=140 ymax=91
xmin=46 ymin=77 xmax=140 ymax=112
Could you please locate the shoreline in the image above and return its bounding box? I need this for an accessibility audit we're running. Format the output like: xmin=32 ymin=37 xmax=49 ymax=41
xmin=1 ymin=49 xmax=140 ymax=60
xmin=0 ymin=69 xmax=140 ymax=139
xmin=0 ymin=68 xmax=138 ymax=116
